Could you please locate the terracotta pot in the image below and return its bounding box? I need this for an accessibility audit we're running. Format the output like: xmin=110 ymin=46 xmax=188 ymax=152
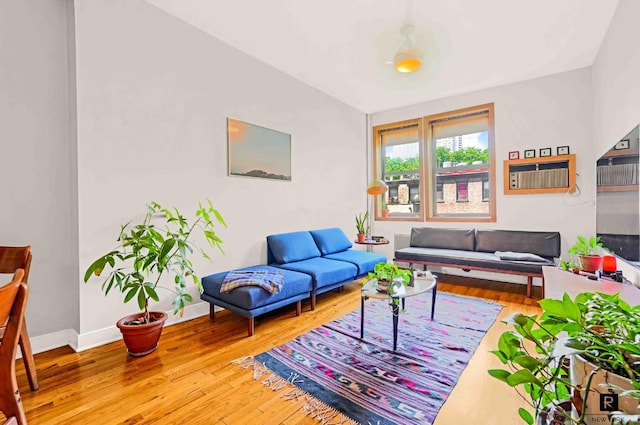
xmin=357 ymin=233 xmax=366 ymax=243
xmin=116 ymin=311 xmax=168 ymax=356
xmin=578 ymin=255 xmax=603 ymax=273
xmin=381 ymin=209 xmax=389 ymax=218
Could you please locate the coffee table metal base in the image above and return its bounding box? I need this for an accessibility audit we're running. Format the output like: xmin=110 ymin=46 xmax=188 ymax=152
xmin=360 ymin=281 xmax=437 ymax=351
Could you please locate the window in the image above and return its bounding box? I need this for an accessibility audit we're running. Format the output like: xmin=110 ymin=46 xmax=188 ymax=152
xmin=371 ymin=103 xmax=495 ymax=223
xmin=372 ymin=119 xmax=423 ymax=221
xmin=482 ymin=180 xmax=490 ymax=201
xmin=456 ymin=181 xmax=468 ymax=202
xmin=426 ymin=103 xmax=496 ymax=222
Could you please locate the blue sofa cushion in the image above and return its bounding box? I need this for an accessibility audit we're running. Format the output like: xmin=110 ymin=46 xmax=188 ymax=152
xmin=324 ymin=250 xmax=386 ymax=275
xmin=201 ymin=265 xmax=312 ymax=310
xmin=267 ymin=231 xmax=321 ymax=264
xmin=309 ymin=228 xmax=353 ymax=255
xmin=277 ymin=257 xmax=357 ymax=289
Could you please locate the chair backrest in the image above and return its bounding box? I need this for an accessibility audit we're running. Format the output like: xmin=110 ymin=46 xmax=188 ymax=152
xmin=0 ymin=269 xmax=26 ymax=343
xmin=0 ymin=269 xmax=27 ymax=424
xmin=0 ymin=246 xmax=31 ymax=284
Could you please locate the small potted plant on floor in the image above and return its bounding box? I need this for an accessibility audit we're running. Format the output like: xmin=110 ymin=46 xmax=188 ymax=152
xmin=355 ymin=211 xmax=369 ymax=243
xmin=568 ymin=235 xmax=606 ymax=273
xmin=84 ymin=200 xmax=226 ymax=356
xmin=488 ymin=291 xmax=640 ymax=425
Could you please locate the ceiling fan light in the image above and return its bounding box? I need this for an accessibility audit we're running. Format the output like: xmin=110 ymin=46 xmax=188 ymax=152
xmin=394 ymin=50 xmax=422 ymax=73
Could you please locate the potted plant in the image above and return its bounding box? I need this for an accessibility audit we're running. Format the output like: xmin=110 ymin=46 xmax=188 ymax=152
xmin=568 ymin=235 xmax=606 ymax=273
xmin=84 ymin=200 xmax=226 ymax=356
xmin=368 ymin=262 xmax=412 ymax=294
xmin=381 ymin=198 xmax=389 ymax=218
xmin=355 ymin=212 xmax=369 ymax=243
xmin=488 ymin=291 xmax=640 ymax=425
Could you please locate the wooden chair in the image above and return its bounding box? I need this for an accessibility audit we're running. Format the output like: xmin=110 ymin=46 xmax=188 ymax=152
xmin=0 ymin=247 xmax=37 ymax=391
xmin=0 ymin=269 xmax=28 ymax=425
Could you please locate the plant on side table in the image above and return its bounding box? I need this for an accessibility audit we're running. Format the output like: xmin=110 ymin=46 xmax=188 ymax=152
xmin=488 ymin=291 xmax=640 ymax=425
xmin=568 ymin=235 xmax=606 ymax=273
xmin=84 ymin=200 xmax=226 ymax=356
xmin=355 ymin=211 xmax=369 ymax=243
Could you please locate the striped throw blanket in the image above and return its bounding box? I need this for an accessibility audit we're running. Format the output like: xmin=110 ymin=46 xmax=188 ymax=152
xmin=220 ymin=269 xmax=284 ymax=295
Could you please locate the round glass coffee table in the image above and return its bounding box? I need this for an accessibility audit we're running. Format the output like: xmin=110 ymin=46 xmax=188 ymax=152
xmin=360 ymin=272 xmax=438 ymax=351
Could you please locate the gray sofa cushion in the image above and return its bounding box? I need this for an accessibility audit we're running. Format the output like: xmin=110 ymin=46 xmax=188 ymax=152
xmin=410 ymin=227 xmax=475 ymax=251
xmin=476 ymin=230 xmax=560 ymax=258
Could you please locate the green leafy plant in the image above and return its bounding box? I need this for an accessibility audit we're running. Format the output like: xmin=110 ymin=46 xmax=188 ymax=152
xmin=355 ymin=211 xmax=369 ymax=235
xmin=568 ymin=235 xmax=605 ymax=256
xmin=489 ymin=292 xmax=640 ymax=424
xmin=84 ymin=200 xmax=226 ymax=324
xmin=368 ymin=262 xmax=412 ymax=285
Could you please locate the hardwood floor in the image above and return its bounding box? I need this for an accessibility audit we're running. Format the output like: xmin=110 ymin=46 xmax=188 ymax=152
xmin=10 ymin=276 xmax=541 ymax=424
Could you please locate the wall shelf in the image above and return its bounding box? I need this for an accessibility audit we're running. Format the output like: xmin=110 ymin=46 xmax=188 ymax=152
xmin=503 ymin=154 xmax=576 ymax=195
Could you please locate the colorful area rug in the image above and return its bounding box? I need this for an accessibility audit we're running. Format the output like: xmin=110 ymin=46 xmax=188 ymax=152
xmin=233 ymin=292 xmax=503 ymax=425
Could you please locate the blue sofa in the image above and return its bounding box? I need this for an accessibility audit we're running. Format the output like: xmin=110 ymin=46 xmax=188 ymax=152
xmin=201 ymin=227 xmax=387 ymax=335
xmin=267 ymin=228 xmax=387 ymax=309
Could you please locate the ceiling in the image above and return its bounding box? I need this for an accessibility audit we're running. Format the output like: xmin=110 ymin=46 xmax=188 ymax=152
xmin=146 ymin=0 xmax=619 ymax=114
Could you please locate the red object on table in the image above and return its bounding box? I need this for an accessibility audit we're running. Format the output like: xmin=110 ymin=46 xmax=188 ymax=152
xmin=602 ymin=255 xmax=617 ymax=272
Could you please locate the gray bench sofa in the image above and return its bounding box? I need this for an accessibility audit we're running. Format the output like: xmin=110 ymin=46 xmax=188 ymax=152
xmin=393 ymin=227 xmax=560 ymax=297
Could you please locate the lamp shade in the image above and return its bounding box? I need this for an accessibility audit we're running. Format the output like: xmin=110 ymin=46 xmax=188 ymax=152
xmin=394 ymin=50 xmax=422 ymax=73
xmin=367 ymin=179 xmax=388 ymax=195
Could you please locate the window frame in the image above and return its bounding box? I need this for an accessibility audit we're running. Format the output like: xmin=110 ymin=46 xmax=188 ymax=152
xmin=424 ymin=103 xmax=496 ymax=223
xmin=372 ymin=118 xmax=424 ymax=222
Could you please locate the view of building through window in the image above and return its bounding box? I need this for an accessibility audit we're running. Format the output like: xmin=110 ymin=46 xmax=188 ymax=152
xmin=374 ymin=120 xmax=422 ymax=219
xmin=433 ymin=131 xmax=489 ymax=216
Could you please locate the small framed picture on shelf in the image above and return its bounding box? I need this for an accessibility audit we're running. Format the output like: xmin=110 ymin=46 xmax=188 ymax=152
xmin=557 ymin=146 xmax=570 ymax=155
xmin=524 ymin=149 xmax=536 ymax=159
xmin=615 ymin=139 xmax=630 ymax=150
xmin=508 ymin=151 xmax=519 ymax=160
xmin=539 ymin=148 xmax=552 ymax=157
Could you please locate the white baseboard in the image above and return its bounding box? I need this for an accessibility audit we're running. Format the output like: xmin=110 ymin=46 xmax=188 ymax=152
xmin=24 ymin=329 xmax=80 ymax=358
xmin=29 ymin=301 xmax=214 ymax=354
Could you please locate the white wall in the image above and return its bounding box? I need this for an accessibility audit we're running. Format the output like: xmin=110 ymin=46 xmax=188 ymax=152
xmin=592 ymin=0 xmax=640 ymax=283
xmin=0 ymin=0 xmax=79 ymax=347
xmin=370 ymin=68 xmax=595 ymax=265
xmin=74 ymin=0 xmax=366 ymax=342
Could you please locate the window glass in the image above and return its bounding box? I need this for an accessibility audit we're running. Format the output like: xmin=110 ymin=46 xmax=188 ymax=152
xmin=372 ymin=119 xmax=422 ymax=220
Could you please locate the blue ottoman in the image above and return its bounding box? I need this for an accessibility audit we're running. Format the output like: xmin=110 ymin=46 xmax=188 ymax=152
xmin=201 ymin=265 xmax=312 ymax=336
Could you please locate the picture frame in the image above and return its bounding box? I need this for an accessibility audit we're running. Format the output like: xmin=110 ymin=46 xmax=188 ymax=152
xmin=614 ymin=139 xmax=630 ymax=150
xmin=508 ymin=151 xmax=520 ymax=160
xmin=524 ymin=149 xmax=536 ymax=159
xmin=227 ymin=118 xmax=292 ymax=181
xmin=557 ymin=146 xmax=570 ymax=156
xmin=539 ymin=148 xmax=552 ymax=157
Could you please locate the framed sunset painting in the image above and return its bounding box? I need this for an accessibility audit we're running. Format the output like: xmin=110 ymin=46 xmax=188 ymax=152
xmin=227 ymin=118 xmax=291 ymax=181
